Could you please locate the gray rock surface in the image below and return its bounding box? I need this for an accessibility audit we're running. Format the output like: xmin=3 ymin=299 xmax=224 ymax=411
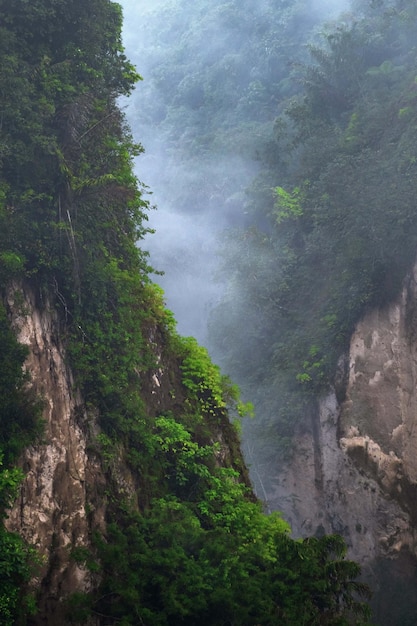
xmin=265 ymin=266 xmax=417 ymax=623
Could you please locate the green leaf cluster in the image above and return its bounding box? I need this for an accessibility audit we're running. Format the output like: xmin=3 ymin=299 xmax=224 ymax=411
xmin=178 ymin=336 xmax=253 ymax=420
xmin=87 ymin=490 xmax=370 ymax=625
xmin=273 ymin=185 xmax=305 ymax=223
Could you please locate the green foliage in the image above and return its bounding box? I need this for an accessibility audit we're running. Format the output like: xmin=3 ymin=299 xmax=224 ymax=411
xmin=178 ymin=336 xmax=253 ymax=420
xmin=87 ymin=499 xmax=370 ymax=625
xmin=210 ymin=0 xmax=417 ymax=468
xmin=0 ymin=307 xmax=43 ymax=624
xmin=0 ymin=1 xmax=373 ymax=624
xmin=70 ymin=545 xmax=100 ymax=573
xmin=126 ymin=0 xmax=328 ymax=216
xmin=78 ymin=361 xmax=368 ymax=625
xmin=0 ymin=526 xmax=37 ymax=626
xmin=0 ymin=0 xmax=145 ymax=279
xmin=296 ymin=345 xmax=327 ymax=387
xmin=0 ymin=303 xmax=43 ymax=464
xmin=0 ymin=252 xmax=25 ymax=282
xmin=0 ymin=448 xmax=39 ymax=624
xmin=0 ymin=456 xmax=24 ymax=517
xmin=273 ymin=185 xmax=305 ymax=223
xmin=0 ymin=0 xmax=148 ymax=621
xmin=154 ymin=414 xmax=215 ymax=487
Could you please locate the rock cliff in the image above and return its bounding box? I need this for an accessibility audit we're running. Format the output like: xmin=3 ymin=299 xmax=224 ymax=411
xmin=4 ymin=284 xmax=106 ymax=624
xmin=3 ymin=282 xmax=249 ymax=625
xmin=266 ymin=264 xmax=417 ymax=623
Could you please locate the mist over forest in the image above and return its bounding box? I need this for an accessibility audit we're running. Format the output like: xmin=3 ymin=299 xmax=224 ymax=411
xmin=119 ymin=0 xmax=359 ymax=482
xmin=0 ymin=0 xmax=380 ymax=621
xmin=121 ymin=0 xmax=350 ymax=342
xmin=6 ymin=0 xmax=417 ymax=622
xmin=120 ymin=2 xmax=417 ymax=604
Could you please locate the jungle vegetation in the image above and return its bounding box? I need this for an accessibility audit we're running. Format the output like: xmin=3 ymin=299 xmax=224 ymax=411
xmin=209 ymin=0 xmax=417 ymax=472
xmin=0 ymin=0 xmax=374 ymax=624
xmin=120 ymin=3 xmax=417 ymax=621
xmin=128 ymin=0 xmax=417 ymax=477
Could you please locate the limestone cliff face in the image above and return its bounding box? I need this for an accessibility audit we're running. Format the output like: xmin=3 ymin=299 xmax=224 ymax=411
xmin=3 ymin=283 xmax=246 ymax=625
xmin=2 ymin=286 xmax=180 ymax=623
xmin=4 ymin=284 xmax=107 ymax=624
xmin=266 ymin=265 xmax=417 ymax=623
xmin=3 ymin=284 xmax=157 ymax=624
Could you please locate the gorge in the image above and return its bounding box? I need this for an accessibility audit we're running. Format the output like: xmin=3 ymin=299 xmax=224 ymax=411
xmin=120 ymin=1 xmax=417 ymax=624
xmin=1 ymin=0 xmax=417 ymax=625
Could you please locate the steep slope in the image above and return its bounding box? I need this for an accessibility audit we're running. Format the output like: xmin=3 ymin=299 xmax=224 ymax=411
xmin=4 ymin=282 xmax=107 ymax=623
xmin=0 ymin=1 xmax=371 ymax=625
xmin=203 ymin=2 xmax=417 ymax=621
xmin=271 ymin=262 xmax=417 ymax=625
xmin=3 ymin=280 xmax=248 ymax=624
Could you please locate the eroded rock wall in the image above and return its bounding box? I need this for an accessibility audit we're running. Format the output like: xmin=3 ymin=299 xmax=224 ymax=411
xmin=4 ymin=284 xmax=106 ymax=625
xmin=3 ymin=283 xmax=249 ymax=625
xmin=266 ymin=265 xmax=417 ymax=623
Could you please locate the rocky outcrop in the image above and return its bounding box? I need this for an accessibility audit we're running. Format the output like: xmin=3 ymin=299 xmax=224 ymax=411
xmin=266 ymin=265 xmax=417 ymax=624
xmin=3 ymin=283 xmax=249 ymax=625
xmin=3 ymin=284 xmax=107 ymax=624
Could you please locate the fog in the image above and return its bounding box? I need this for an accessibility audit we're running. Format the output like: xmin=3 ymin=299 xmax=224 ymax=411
xmin=119 ymin=0 xmax=351 ymax=345
xmin=117 ymin=0 xmax=349 ymax=499
xmin=311 ymin=0 xmax=350 ymax=12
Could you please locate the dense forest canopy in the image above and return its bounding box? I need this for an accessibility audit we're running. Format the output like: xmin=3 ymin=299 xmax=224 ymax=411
xmin=123 ymin=0 xmax=352 ymax=229
xmin=115 ymin=4 xmax=417 ymax=622
xmin=120 ymin=0 xmax=350 ymax=340
xmin=210 ymin=0 xmax=417 ymax=473
xmin=0 ymin=0 xmax=373 ymax=624
xmin=123 ymin=0 xmax=417 ymax=484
